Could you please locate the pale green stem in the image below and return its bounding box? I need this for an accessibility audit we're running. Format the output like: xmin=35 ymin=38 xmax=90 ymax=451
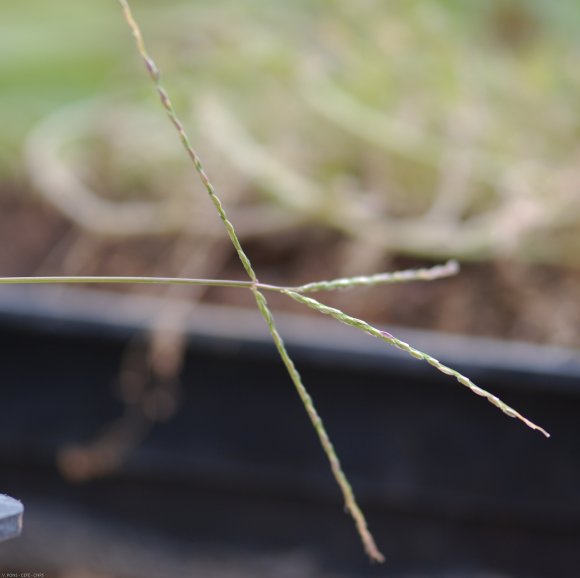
xmin=284 ymin=291 xmax=550 ymax=438
xmin=292 ymin=260 xmax=459 ymax=293
xmin=252 ymin=289 xmax=385 ymax=562
xmin=0 ymin=276 xmax=276 ymax=291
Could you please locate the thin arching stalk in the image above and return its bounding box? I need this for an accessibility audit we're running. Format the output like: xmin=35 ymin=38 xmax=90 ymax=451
xmin=0 ymin=276 xmax=261 ymax=290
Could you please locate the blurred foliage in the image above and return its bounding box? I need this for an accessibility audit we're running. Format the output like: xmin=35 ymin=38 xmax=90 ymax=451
xmin=3 ymin=0 xmax=580 ymax=263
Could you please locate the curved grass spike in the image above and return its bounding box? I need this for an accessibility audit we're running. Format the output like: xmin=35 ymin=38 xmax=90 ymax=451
xmin=292 ymin=260 xmax=459 ymax=293
xmin=116 ymin=0 xmax=385 ymax=562
xmin=283 ymin=291 xmax=550 ymax=438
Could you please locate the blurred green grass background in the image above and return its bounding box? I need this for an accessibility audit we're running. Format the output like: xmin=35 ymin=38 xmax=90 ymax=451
xmin=2 ymin=0 xmax=580 ymax=264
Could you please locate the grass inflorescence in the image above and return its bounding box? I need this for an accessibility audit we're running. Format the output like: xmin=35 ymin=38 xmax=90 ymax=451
xmin=0 ymin=0 xmax=550 ymax=562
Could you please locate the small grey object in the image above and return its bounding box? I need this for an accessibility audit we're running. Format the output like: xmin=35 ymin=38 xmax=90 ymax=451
xmin=0 ymin=494 xmax=23 ymax=542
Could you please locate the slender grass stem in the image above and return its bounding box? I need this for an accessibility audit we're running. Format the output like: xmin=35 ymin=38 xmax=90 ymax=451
xmin=0 ymin=276 xmax=277 ymax=291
